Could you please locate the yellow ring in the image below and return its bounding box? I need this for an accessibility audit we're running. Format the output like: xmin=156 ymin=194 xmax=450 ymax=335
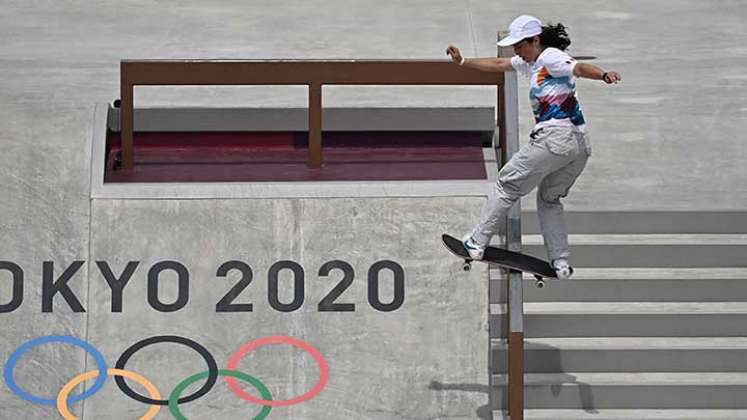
xmin=57 ymin=368 xmax=161 ymax=420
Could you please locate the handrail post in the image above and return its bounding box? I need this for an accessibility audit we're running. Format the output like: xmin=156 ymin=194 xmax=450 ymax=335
xmin=120 ymin=62 xmax=135 ymax=170
xmin=499 ymin=33 xmax=524 ymax=420
xmin=308 ymin=82 xmax=323 ymax=168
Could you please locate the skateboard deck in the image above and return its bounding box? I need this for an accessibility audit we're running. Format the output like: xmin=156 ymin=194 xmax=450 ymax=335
xmin=441 ymin=233 xmax=561 ymax=287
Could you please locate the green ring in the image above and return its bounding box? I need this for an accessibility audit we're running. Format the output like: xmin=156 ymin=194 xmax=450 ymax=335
xmin=168 ymin=369 xmax=273 ymax=419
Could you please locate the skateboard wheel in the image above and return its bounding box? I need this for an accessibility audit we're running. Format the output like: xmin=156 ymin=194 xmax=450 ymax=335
xmin=462 ymin=261 xmax=472 ymax=272
xmin=535 ymin=279 xmax=546 ymax=288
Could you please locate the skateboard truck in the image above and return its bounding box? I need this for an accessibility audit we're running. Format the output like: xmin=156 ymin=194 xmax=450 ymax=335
xmin=462 ymin=258 xmax=548 ymax=287
xmin=535 ymin=267 xmax=572 ymax=289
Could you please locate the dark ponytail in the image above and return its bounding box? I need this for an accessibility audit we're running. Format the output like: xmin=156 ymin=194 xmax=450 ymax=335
xmin=539 ymin=22 xmax=571 ymax=51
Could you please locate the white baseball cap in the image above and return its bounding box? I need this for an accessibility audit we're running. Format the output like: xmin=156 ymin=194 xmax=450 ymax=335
xmin=497 ymin=15 xmax=543 ymax=47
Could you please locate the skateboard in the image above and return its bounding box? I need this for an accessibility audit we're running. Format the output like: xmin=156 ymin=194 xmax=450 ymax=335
xmin=441 ymin=233 xmax=569 ymax=288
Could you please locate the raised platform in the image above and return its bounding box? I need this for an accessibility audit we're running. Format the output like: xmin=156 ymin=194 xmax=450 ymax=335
xmin=104 ymin=130 xmax=488 ymax=183
xmin=91 ymin=104 xmax=498 ymax=198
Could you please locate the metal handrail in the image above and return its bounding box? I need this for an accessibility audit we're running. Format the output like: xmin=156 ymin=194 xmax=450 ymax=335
xmin=497 ymin=38 xmax=524 ymax=420
xmin=118 ymin=59 xmax=506 ymax=170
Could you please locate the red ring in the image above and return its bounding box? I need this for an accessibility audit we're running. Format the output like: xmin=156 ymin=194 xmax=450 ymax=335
xmin=225 ymin=336 xmax=329 ymax=407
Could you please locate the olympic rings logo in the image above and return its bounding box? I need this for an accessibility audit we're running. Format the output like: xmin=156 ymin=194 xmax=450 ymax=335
xmin=3 ymin=334 xmax=329 ymax=419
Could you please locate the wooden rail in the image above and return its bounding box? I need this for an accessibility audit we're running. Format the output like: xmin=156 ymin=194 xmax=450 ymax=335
xmin=119 ymin=59 xmax=505 ymax=170
xmin=498 ymin=36 xmax=524 ymax=420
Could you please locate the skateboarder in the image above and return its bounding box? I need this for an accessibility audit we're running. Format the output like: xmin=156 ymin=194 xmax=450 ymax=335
xmin=446 ymin=15 xmax=621 ymax=279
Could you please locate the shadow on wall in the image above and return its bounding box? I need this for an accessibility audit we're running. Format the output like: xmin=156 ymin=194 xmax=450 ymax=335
xmin=429 ymin=342 xmax=599 ymax=417
xmin=428 ymin=380 xmax=492 ymax=420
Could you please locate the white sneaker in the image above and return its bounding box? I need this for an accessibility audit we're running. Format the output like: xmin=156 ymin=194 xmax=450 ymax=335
xmin=462 ymin=234 xmax=485 ymax=260
xmin=552 ymin=258 xmax=573 ymax=280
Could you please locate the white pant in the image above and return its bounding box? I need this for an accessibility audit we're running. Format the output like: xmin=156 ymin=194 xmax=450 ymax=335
xmin=471 ymin=125 xmax=591 ymax=261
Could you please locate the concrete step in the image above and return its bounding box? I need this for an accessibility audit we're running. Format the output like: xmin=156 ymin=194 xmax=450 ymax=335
xmin=490 ymin=372 xmax=747 ymax=409
xmin=514 ymin=234 xmax=747 ymax=267
xmin=489 ymin=302 xmax=747 ymax=337
xmin=493 ymin=409 xmax=747 ymax=419
xmin=523 ymin=211 xmax=747 ymax=235
xmin=491 ymin=302 xmax=747 ymax=315
xmin=490 ymin=268 xmax=747 ymax=302
xmin=521 ymin=234 xmax=747 ymax=246
xmin=491 ymin=337 xmax=747 ymax=373
xmin=520 ymin=211 xmax=747 ymax=235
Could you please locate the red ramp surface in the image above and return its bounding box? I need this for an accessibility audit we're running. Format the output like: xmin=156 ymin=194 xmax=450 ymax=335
xmin=105 ymin=131 xmax=488 ymax=182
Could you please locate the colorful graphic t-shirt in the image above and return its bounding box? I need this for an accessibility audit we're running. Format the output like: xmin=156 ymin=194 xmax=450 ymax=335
xmin=511 ymin=47 xmax=586 ymax=131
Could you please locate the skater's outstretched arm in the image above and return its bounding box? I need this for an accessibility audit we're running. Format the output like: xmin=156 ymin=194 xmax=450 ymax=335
xmin=445 ymin=44 xmax=514 ymax=72
xmin=573 ymin=62 xmax=622 ymax=84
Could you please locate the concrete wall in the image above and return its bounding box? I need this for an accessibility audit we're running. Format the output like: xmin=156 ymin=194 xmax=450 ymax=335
xmin=3 ymin=197 xmax=489 ymax=419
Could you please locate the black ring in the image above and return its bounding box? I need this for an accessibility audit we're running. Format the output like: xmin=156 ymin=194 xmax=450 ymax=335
xmin=114 ymin=335 xmax=218 ymax=405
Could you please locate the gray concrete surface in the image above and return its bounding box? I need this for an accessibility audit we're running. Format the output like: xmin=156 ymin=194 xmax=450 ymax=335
xmin=495 ymin=372 xmax=747 ymax=408
xmin=495 ymin=409 xmax=747 ymax=420
xmin=1 ymin=1 xmax=747 ymax=418
xmin=2 ymin=0 xmax=746 ymax=209
xmin=82 ymin=198 xmax=488 ymax=418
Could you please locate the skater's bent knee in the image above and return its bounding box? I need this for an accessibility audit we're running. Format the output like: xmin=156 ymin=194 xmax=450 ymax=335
xmin=494 ymin=180 xmax=523 ymax=201
xmin=537 ymin=190 xmax=564 ymax=205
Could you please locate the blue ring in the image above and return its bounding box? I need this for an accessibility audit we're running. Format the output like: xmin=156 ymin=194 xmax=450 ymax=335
xmin=3 ymin=335 xmax=108 ymax=406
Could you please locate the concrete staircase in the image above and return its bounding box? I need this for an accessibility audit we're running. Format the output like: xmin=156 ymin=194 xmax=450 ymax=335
xmin=490 ymin=211 xmax=747 ymax=420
